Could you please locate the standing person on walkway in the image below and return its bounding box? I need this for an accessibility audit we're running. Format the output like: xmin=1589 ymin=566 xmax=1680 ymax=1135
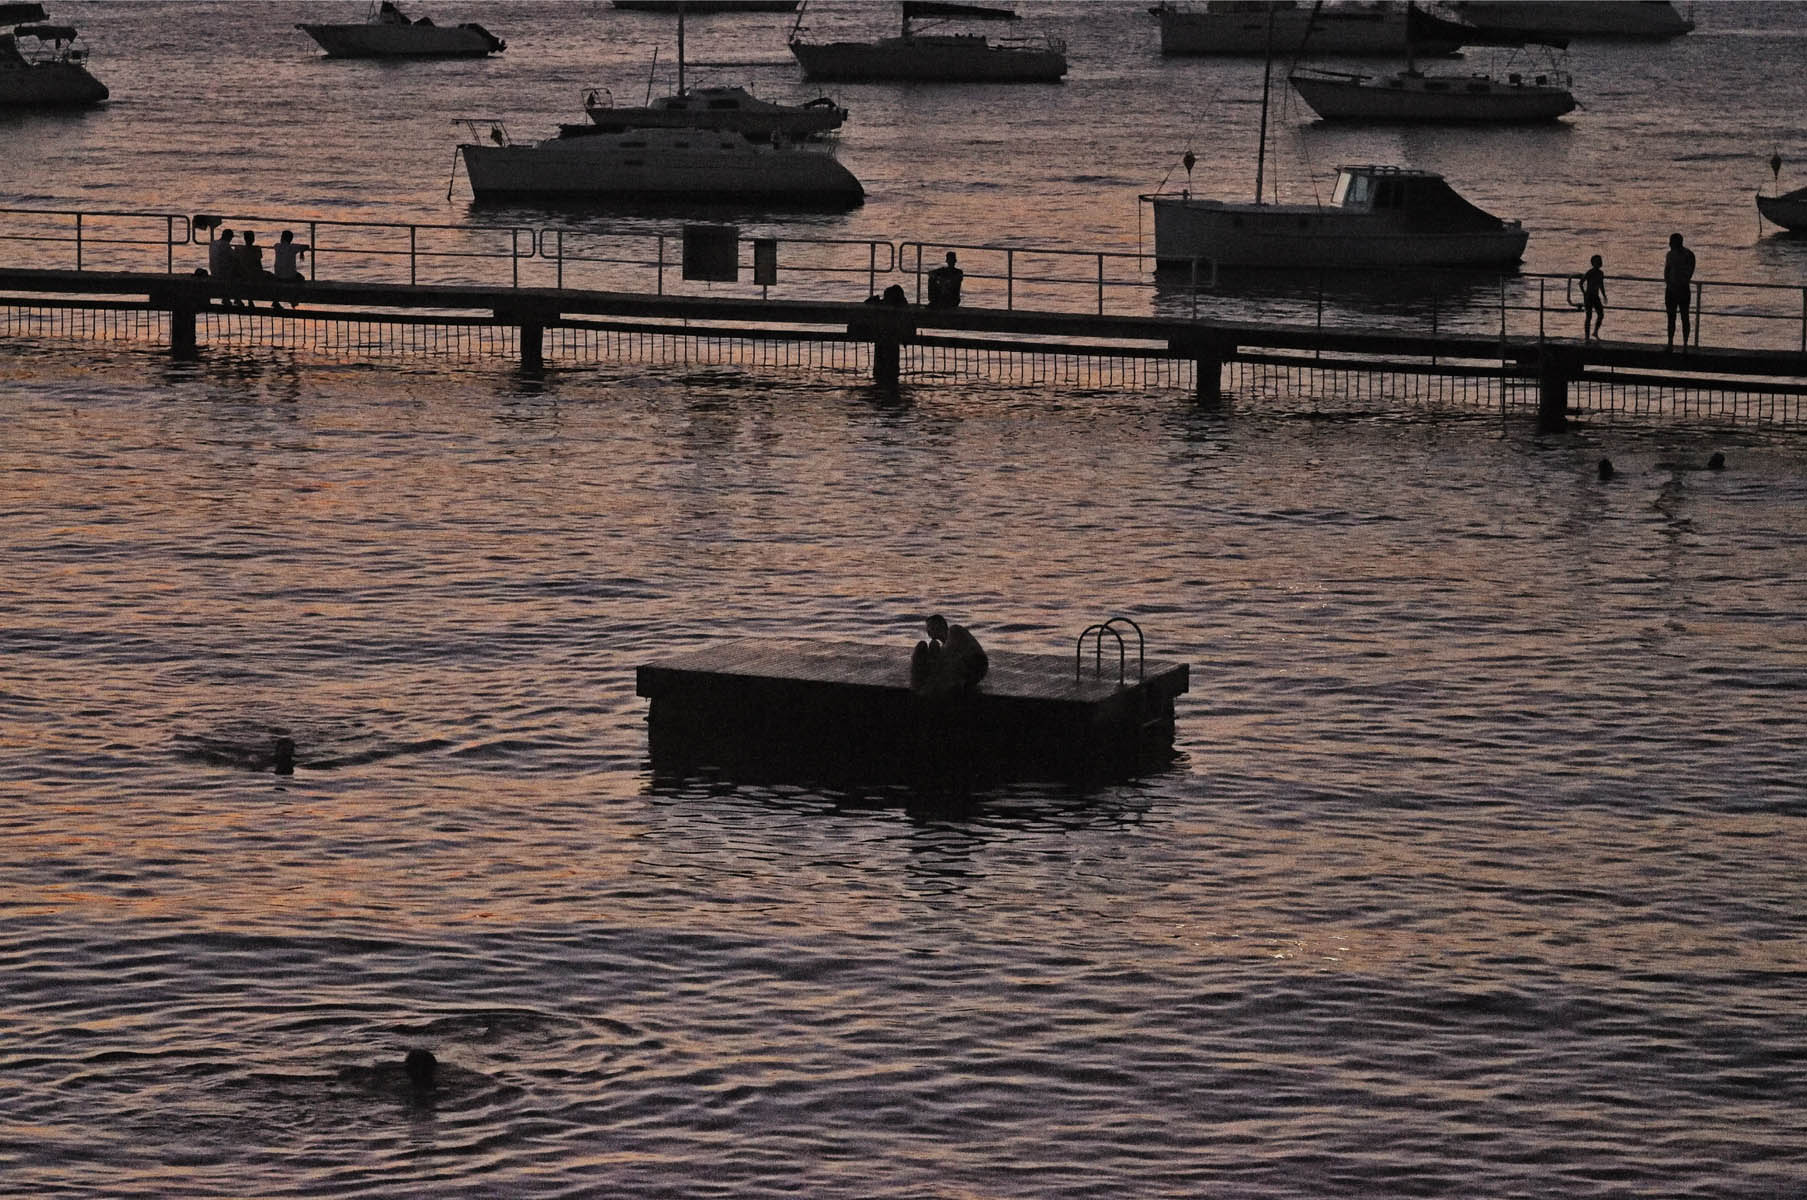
xmin=926 ymin=251 xmax=964 ymax=309
xmin=1663 ymin=232 xmax=1696 ymax=349
xmin=1580 ymin=254 xmax=1607 ymax=340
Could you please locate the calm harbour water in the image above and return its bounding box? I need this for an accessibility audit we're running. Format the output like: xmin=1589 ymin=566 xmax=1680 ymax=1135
xmin=4 ymin=3 xmax=1807 ymax=1196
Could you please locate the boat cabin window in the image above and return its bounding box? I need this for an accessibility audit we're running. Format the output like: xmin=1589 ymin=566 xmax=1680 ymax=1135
xmin=1333 ymin=171 xmax=1367 ymax=206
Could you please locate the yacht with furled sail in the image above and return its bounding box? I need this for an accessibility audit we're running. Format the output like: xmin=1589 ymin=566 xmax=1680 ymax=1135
xmin=0 ymin=2 xmax=107 ymax=106
xmin=1140 ymin=7 xmax=1527 ymax=268
xmin=455 ymin=118 xmax=864 ymax=208
xmin=1452 ymin=1 xmax=1692 ymax=40
xmin=1155 ymin=2 xmax=1477 ymax=57
xmin=1289 ymin=28 xmax=1576 ymax=122
xmin=297 ymin=1 xmax=505 ymax=58
xmin=788 ymin=1 xmax=1067 ymax=83
xmin=585 ymin=5 xmax=846 ymax=139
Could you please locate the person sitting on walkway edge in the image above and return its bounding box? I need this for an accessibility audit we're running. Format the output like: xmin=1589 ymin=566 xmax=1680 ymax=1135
xmin=910 ymin=613 xmax=988 ymax=697
xmin=271 ymin=229 xmax=309 ymax=311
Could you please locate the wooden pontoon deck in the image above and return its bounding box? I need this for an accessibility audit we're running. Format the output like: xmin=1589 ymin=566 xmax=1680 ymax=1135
xmin=637 ymin=637 xmax=1189 ymax=784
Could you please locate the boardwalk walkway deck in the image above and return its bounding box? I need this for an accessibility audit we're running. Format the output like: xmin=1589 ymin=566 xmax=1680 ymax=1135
xmin=3 ymin=265 xmax=1805 ymax=430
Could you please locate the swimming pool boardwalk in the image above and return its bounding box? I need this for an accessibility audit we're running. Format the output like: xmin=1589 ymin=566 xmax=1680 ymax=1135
xmin=3 ymin=266 xmax=1805 ymax=430
xmin=637 ymin=638 xmax=1190 ymax=783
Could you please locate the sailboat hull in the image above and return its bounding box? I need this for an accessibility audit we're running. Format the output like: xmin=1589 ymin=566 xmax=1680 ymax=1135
xmin=789 ymin=35 xmax=1066 ymax=82
xmin=460 ymin=132 xmax=864 ymax=208
xmin=1290 ymin=72 xmax=1577 ymax=122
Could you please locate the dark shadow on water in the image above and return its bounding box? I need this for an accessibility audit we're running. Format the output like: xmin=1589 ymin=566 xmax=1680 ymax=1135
xmin=643 ymin=750 xmax=1183 ymax=829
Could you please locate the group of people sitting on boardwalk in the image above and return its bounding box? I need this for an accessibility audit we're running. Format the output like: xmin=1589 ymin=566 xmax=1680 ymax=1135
xmin=1578 ymin=232 xmax=1697 ymax=349
xmin=203 ymin=225 xmax=308 ymax=310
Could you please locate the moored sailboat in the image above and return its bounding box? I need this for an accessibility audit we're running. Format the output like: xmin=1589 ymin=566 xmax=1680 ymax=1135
xmin=788 ymin=1 xmax=1067 ymax=83
xmin=1289 ymin=28 xmax=1576 ymax=123
xmin=456 ymin=120 xmax=863 ymax=208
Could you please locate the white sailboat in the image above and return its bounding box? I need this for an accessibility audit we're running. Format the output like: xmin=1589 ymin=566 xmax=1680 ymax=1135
xmin=457 ymin=121 xmax=863 ymax=208
xmin=1140 ymin=7 xmax=1528 ymax=269
xmin=584 ymin=7 xmax=846 ymax=139
xmin=1289 ymin=29 xmax=1576 ymax=123
xmin=788 ymin=1 xmax=1067 ymax=83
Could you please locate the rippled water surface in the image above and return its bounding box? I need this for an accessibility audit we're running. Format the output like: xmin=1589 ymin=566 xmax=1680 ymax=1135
xmin=5 ymin=2 xmax=1807 ymax=1196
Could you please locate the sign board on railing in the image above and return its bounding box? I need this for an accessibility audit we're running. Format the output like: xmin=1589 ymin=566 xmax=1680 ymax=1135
xmin=682 ymin=224 xmax=738 ymax=283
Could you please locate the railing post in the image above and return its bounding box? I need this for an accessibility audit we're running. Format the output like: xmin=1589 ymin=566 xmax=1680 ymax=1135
xmin=1500 ymin=276 xmax=1507 ymax=341
xmin=410 ymin=225 xmax=418 ymax=286
xmin=167 ymin=216 xmax=176 ymax=275
xmin=1007 ymin=248 xmax=1015 ymax=311
xmin=308 ymin=221 xmax=318 ymax=281
xmin=657 ymin=235 xmax=666 ymax=295
xmin=869 ymin=242 xmax=876 ymax=300
xmin=1693 ymin=280 xmax=1702 ymax=348
xmin=1538 ymin=278 xmax=1545 ymax=341
xmin=75 ymin=213 xmax=83 ymax=271
xmin=1097 ymin=253 xmax=1105 ymax=316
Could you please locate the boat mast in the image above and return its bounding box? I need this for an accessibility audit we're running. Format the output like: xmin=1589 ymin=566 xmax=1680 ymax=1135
xmin=1253 ymin=4 xmax=1274 ymax=205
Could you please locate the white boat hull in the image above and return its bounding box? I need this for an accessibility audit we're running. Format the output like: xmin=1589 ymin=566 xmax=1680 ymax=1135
xmin=1290 ymin=72 xmax=1576 ymax=122
xmin=0 ymin=58 xmax=106 ymax=105
xmin=1757 ymin=188 xmax=1807 ymax=233
xmin=789 ymin=35 xmax=1066 ymax=82
xmin=460 ymin=132 xmax=863 ymax=208
xmin=297 ymin=21 xmax=503 ymax=57
xmin=1147 ymin=196 xmax=1528 ymax=269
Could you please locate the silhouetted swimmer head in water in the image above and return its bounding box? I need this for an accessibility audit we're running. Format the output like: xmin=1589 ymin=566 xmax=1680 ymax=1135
xmin=1708 ymin=451 xmax=1725 ymax=470
xmin=404 ymin=1047 xmax=437 ymax=1093
xmin=1598 ymin=458 xmax=1615 ymax=480
xmin=272 ymin=736 xmax=295 ymax=775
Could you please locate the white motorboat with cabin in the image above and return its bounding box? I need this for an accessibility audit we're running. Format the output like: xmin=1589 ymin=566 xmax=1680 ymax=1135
xmin=1452 ymin=1 xmax=1692 ymax=40
xmin=1155 ymin=1 xmax=1476 ymax=57
xmin=457 ymin=120 xmax=864 ymax=208
xmin=297 ymin=1 xmax=505 ymax=58
xmin=1143 ymin=164 xmax=1529 ymax=268
xmin=0 ymin=2 xmax=106 ymax=106
xmin=788 ymin=1 xmax=1067 ymax=83
xmin=1289 ymin=28 xmax=1576 ymax=122
xmin=585 ymin=8 xmax=846 ymax=139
